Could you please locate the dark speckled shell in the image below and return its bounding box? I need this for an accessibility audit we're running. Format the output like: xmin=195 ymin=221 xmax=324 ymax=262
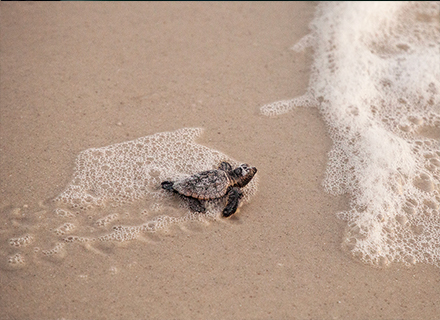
xmin=172 ymin=169 xmax=230 ymax=200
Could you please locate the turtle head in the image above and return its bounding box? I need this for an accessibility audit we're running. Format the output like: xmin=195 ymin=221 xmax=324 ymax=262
xmin=230 ymin=164 xmax=257 ymax=188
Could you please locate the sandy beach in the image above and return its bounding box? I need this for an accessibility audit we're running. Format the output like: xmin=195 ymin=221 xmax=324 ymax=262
xmin=1 ymin=2 xmax=439 ymax=319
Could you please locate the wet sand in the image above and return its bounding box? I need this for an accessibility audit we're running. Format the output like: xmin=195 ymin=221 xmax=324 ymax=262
xmin=1 ymin=2 xmax=439 ymax=319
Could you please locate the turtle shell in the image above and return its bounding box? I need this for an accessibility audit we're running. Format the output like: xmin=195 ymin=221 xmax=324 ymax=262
xmin=172 ymin=169 xmax=231 ymax=200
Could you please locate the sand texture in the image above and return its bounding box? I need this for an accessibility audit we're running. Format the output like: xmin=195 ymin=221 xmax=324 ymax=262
xmin=1 ymin=2 xmax=439 ymax=320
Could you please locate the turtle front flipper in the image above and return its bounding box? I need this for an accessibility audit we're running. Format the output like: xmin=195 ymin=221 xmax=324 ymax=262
xmin=187 ymin=197 xmax=206 ymax=213
xmin=222 ymin=187 xmax=243 ymax=217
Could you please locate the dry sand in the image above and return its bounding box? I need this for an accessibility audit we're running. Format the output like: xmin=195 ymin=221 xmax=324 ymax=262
xmin=1 ymin=2 xmax=439 ymax=319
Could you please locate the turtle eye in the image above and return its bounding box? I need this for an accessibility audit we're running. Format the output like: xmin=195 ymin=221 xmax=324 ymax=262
xmin=234 ymin=168 xmax=242 ymax=176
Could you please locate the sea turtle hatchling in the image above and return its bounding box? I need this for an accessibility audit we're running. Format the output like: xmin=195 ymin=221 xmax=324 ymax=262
xmin=161 ymin=162 xmax=257 ymax=217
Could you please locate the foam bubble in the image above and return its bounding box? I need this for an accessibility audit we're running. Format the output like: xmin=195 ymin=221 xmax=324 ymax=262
xmin=63 ymin=236 xmax=95 ymax=243
xmin=8 ymin=253 xmax=25 ymax=265
xmin=95 ymin=213 xmax=119 ymax=227
xmin=42 ymin=243 xmax=66 ymax=257
xmin=96 ymin=213 xmax=204 ymax=242
xmin=9 ymin=235 xmax=33 ymax=247
xmin=109 ymin=266 xmax=118 ymax=275
xmin=262 ymin=2 xmax=440 ymax=267
xmin=54 ymin=223 xmax=76 ymax=236
xmin=261 ymin=94 xmax=317 ymax=117
xmin=54 ymin=208 xmax=76 ymax=218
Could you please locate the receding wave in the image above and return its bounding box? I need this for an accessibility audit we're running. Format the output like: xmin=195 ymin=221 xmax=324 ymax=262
xmin=262 ymin=2 xmax=440 ymax=267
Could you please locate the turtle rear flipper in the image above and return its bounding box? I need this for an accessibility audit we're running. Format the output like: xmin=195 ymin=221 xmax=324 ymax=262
xmin=187 ymin=197 xmax=206 ymax=213
xmin=222 ymin=187 xmax=243 ymax=217
xmin=161 ymin=181 xmax=174 ymax=191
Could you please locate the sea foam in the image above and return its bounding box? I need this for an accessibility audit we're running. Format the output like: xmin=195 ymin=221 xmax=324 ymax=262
xmin=55 ymin=128 xmax=258 ymax=212
xmin=262 ymin=2 xmax=440 ymax=267
xmin=1 ymin=128 xmax=259 ymax=268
